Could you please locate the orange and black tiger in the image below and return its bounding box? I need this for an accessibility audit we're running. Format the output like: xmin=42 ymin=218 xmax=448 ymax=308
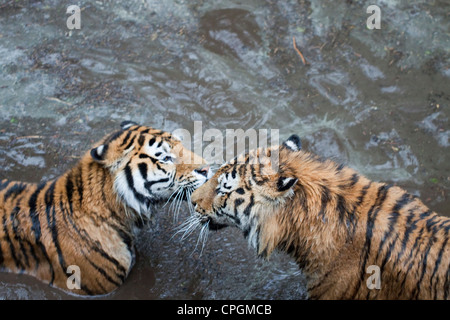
xmin=0 ymin=121 xmax=210 ymax=296
xmin=190 ymin=135 xmax=449 ymax=299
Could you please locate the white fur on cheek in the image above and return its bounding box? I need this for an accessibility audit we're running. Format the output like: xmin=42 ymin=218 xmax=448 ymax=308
xmin=114 ymin=170 xmax=144 ymax=215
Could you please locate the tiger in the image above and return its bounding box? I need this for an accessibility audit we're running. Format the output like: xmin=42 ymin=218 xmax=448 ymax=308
xmin=0 ymin=121 xmax=211 ymax=296
xmin=190 ymin=134 xmax=450 ymax=299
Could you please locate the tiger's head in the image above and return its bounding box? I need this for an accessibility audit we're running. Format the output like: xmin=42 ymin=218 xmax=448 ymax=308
xmin=190 ymin=135 xmax=302 ymax=254
xmin=90 ymin=121 xmax=211 ymax=217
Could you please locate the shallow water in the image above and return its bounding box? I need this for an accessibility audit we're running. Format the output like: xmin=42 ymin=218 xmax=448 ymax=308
xmin=0 ymin=0 xmax=448 ymax=299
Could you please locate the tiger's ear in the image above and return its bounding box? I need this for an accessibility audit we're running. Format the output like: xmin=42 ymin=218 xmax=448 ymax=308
xmin=282 ymin=134 xmax=301 ymax=151
xmin=90 ymin=144 xmax=108 ymax=163
xmin=120 ymin=120 xmax=138 ymax=130
xmin=276 ymin=176 xmax=298 ymax=192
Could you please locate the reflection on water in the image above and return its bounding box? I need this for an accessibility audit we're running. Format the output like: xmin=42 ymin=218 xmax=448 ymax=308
xmin=0 ymin=0 xmax=448 ymax=299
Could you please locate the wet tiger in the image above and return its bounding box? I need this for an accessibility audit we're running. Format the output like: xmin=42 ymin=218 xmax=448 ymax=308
xmin=0 ymin=121 xmax=211 ymax=296
xmin=190 ymin=135 xmax=450 ymax=299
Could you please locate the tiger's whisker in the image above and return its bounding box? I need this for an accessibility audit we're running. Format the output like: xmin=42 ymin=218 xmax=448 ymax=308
xmin=175 ymin=215 xmax=202 ymax=241
xmin=163 ymin=185 xmax=183 ymax=208
xmin=173 ymin=188 xmax=186 ymax=222
xmin=191 ymin=221 xmax=209 ymax=257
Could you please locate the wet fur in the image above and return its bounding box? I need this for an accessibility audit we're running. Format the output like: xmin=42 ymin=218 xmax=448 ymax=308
xmin=192 ymin=140 xmax=450 ymax=300
xmin=0 ymin=123 xmax=207 ymax=295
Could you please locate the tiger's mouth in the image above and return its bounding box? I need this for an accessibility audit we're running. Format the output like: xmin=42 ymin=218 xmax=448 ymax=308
xmin=198 ymin=214 xmax=228 ymax=231
xmin=206 ymin=217 xmax=228 ymax=230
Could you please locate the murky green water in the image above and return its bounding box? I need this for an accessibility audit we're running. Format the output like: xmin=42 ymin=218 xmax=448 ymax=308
xmin=0 ymin=0 xmax=448 ymax=299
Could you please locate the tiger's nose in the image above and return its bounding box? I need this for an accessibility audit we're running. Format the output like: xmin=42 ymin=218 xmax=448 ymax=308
xmin=195 ymin=166 xmax=210 ymax=178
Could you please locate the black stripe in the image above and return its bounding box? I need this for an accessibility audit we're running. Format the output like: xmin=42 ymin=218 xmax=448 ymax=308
xmin=28 ymin=183 xmax=47 ymax=240
xmin=105 ymin=130 xmax=124 ymax=144
xmin=138 ymin=163 xmax=148 ymax=180
xmin=234 ymin=198 xmax=244 ymax=208
xmin=120 ymin=130 xmax=132 ymax=147
xmin=318 ymin=186 xmax=330 ymax=222
xmin=340 ymin=173 xmax=360 ymax=189
xmin=413 ymin=236 xmax=435 ymax=299
xmin=379 ymin=233 xmax=400 ymax=277
xmin=336 ymin=195 xmax=348 ymax=226
xmin=252 ymin=166 xmax=267 ymax=186
xmin=243 ymin=225 xmax=251 ymax=238
xmin=231 ymin=167 xmax=237 ymax=179
xmin=13 ymin=194 xmax=40 ymax=270
xmin=395 ymin=208 xmax=418 ymax=266
xmin=138 ymin=135 xmax=145 ymax=147
xmin=87 ymin=259 xmax=122 ymax=288
xmin=2 ymin=214 xmax=23 ymax=270
xmin=144 ymin=178 xmax=170 ymax=191
xmin=28 ymin=182 xmax=55 ymax=284
xmin=65 ymin=172 xmax=74 ymax=216
xmin=399 ymin=227 xmax=425 ymax=295
xmin=356 ymin=182 xmax=372 ymax=207
xmin=124 ymin=164 xmax=148 ymax=204
xmin=376 ymin=194 xmax=410 ymax=262
xmin=138 ymin=154 xmax=151 ymax=160
xmin=155 ymin=162 xmax=167 ymax=174
xmin=97 ymin=163 xmax=116 ymax=215
xmin=393 ymin=193 xmax=412 ymax=212
xmin=0 ymin=179 xmax=11 ymax=192
xmin=277 ymin=177 xmax=297 ymax=191
xmin=243 ymin=194 xmax=254 ymax=216
xmin=10 ymin=206 xmax=30 ymax=269
xmin=25 ymin=238 xmax=40 ymax=272
xmin=425 ymin=215 xmax=440 ymax=234
xmin=219 ymin=208 xmax=240 ymax=225
xmin=349 ymin=173 xmax=359 ymax=187
xmin=429 ymin=236 xmax=448 ymax=298
xmin=76 ymin=166 xmax=83 ymax=208
xmin=94 ymin=278 xmax=108 ymax=294
xmin=348 ymin=182 xmax=372 ymax=239
xmin=123 ymin=134 xmax=136 ymax=151
xmin=114 ymin=227 xmax=134 ymax=261
xmin=148 ymin=137 xmax=156 ymax=147
xmin=44 ymin=180 xmax=67 ymax=274
xmin=406 ymin=227 xmax=425 ymax=264
xmin=3 ymin=183 xmax=27 ymax=202
xmin=235 ymin=188 xmax=245 ymax=195
xmin=139 ymin=153 xmax=158 ymax=164
xmin=222 ymin=193 xmax=229 ymax=209
xmin=420 ymin=210 xmax=433 ymax=219
xmin=353 ymin=184 xmax=391 ymax=298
